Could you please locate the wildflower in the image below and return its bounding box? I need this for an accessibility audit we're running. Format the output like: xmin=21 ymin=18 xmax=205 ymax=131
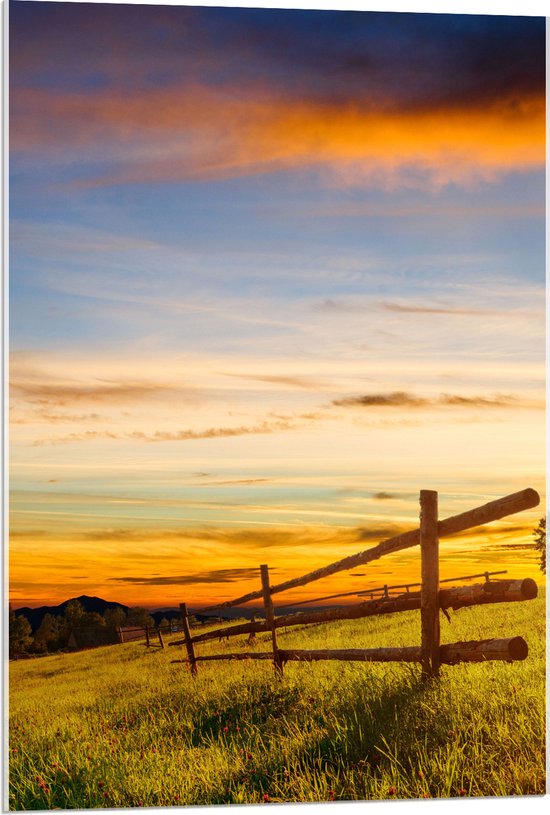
xmin=235 ymin=726 xmax=240 ymax=732
xmin=458 ymin=789 xmax=467 ymax=797
xmin=371 ymin=753 xmax=380 ymax=763
xmin=104 ymin=793 xmax=109 ymax=799
xmin=98 ymin=781 xmax=104 ymax=788
xmin=418 ymin=771 xmax=424 ymax=779
xmin=263 ymin=794 xmax=271 ymax=803
xmin=328 ymin=790 xmax=335 ymax=801
xmin=247 ymin=753 xmax=253 ymax=761
xmin=223 ymin=726 xmax=229 ymax=733
xmin=388 ymin=786 xmax=396 ymax=796
xmin=423 ymin=793 xmax=431 ymax=798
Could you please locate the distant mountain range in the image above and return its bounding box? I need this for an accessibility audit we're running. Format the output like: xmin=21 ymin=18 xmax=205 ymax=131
xmin=13 ymin=595 xmax=262 ymax=633
xmin=13 ymin=595 xmax=331 ymax=633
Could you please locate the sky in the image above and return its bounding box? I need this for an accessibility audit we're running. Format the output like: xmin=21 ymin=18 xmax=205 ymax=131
xmin=8 ymin=0 xmax=546 ymax=611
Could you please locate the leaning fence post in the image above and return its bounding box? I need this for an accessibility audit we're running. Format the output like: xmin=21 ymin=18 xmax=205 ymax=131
xmin=180 ymin=602 xmax=198 ymax=676
xmin=420 ymin=489 xmax=440 ymax=679
xmin=260 ymin=564 xmax=283 ymax=676
xmin=158 ymin=627 xmax=165 ymax=649
xmin=145 ymin=626 xmax=150 ymax=648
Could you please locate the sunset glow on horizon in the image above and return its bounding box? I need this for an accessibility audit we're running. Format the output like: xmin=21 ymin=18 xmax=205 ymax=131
xmin=9 ymin=1 xmax=545 ymax=611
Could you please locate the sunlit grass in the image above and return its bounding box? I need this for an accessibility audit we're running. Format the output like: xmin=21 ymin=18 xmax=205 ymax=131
xmin=9 ymin=590 xmax=546 ymax=809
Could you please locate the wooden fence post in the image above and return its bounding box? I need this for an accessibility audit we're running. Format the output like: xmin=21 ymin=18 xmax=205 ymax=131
xmin=180 ymin=602 xmax=198 ymax=676
xmin=420 ymin=490 xmax=440 ymax=679
xmin=158 ymin=627 xmax=165 ymax=649
xmin=260 ymin=564 xmax=283 ymax=676
xmin=117 ymin=625 xmax=124 ymax=644
xmin=145 ymin=626 xmax=150 ymax=648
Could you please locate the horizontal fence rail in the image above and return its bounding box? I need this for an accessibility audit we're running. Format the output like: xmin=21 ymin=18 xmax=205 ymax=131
xmin=172 ymin=637 xmax=528 ymax=666
xmin=171 ymin=486 xmax=540 ymax=680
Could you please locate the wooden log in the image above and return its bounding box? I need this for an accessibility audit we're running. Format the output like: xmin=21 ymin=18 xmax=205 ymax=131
xmin=173 ymin=637 xmax=527 ymax=666
xmin=278 ymin=637 xmax=528 ymax=664
xmin=440 ymin=578 xmax=537 ymax=609
xmin=439 ymin=637 xmax=528 ymax=663
xmin=193 ymin=488 xmax=539 ymax=613
xmin=420 ymin=490 xmax=440 ymax=679
xmin=168 ymin=578 xmax=537 ymax=648
xmin=180 ymin=602 xmax=197 ymax=676
xmin=261 ymin=564 xmax=283 ymax=676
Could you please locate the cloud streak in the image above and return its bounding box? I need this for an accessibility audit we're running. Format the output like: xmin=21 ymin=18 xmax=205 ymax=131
xmin=11 ymin=83 xmax=544 ymax=190
xmin=332 ymin=391 xmax=542 ymax=409
xmin=108 ymin=567 xmax=261 ymax=586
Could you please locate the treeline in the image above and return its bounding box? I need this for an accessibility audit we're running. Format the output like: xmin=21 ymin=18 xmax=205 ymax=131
xmin=9 ymin=600 xmax=173 ymax=658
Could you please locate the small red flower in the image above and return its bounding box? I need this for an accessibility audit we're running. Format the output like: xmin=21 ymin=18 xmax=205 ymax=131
xmin=263 ymin=794 xmax=271 ymax=803
xmin=423 ymin=793 xmax=431 ymax=798
xmin=388 ymin=786 xmax=397 ymax=796
xmin=328 ymin=790 xmax=335 ymax=801
xmin=247 ymin=752 xmax=253 ymax=760
xmin=418 ymin=770 xmax=424 ymax=779
xmin=98 ymin=781 xmax=104 ymax=788
xmin=458 ymin=789 xmax=467 ymax=797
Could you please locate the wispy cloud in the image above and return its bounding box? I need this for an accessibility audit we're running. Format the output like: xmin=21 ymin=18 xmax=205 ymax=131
xmin=381 ymin=302 xmax=506 ymax=316
xmin=219 ymin=372 xmax=323 ymax=390
xmin=332 ymin=391 xmax=541 ymax=409
xmin=11 ymin=379 xmax=177 ymax=406
xmin=108 ymin=567 xmax=262 ymax=586
xmin=11 ymin=83 xmax=544 ymax=190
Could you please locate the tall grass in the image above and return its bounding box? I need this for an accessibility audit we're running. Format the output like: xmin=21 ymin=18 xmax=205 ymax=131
xmin=9 ymin=591 xmax=546 ymax=809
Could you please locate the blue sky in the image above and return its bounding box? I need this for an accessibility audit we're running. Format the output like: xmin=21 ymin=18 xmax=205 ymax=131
xmin=9 ymin=1 xmax=546 ymax=608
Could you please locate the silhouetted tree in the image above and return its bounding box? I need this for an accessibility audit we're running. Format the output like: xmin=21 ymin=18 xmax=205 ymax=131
xmin=533 ymin=517 xmax=546 ymax=574
xmin=127 ymin=607 xmax=155 ymax=629
xmin=63 ymin=599 xmax=86 ymax=628
xmin=104 ymin=607 xmax=127 ymax=627
xmin=35 ymin=613 xmax=61 ymax=651
xmin=9 ymin=610 xmax=32 ymax=658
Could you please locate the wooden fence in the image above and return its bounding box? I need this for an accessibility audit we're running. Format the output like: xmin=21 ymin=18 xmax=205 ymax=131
xmin=117 ymin=622 xmax=179 ymax=647
xmin=169 ymin=487 xmax=540 ymax=679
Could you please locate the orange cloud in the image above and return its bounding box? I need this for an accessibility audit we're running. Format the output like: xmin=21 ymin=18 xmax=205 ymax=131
xmin=11 ymin=85 xmax=544 ymax=188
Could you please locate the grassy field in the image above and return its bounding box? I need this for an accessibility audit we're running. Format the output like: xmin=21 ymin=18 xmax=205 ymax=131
xmin=9 ymin=590 xmax=546 ymax=810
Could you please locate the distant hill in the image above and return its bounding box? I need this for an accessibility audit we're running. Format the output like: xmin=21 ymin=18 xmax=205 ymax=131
xmin=14 ymin=595 xmax=129 ymax=633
